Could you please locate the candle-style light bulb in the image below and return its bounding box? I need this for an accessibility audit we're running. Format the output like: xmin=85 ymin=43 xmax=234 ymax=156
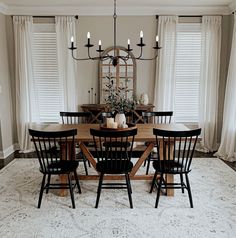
xmin=140 ymin=30 xmax=143 ymax=38
xmin=155 ymin=35 xmax=159 ymax=48
xmin=140 ymin=31 xmax=144 ymax=45
xmin=87 ymin=32 xmax=91 ymax=45
xmin=98 ymin=40 xmax=102 ymax=51
xmin=127 ymin=39 xmax=130 ymax=50
xmin=71 ymin=36 xmax=74 ymax=48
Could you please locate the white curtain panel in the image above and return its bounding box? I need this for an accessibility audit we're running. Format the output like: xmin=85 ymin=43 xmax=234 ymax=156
xmin=215 ymin=15 xmax=236 ymax=162
xmin=13 ymin=16 xmax=39 ymax=152
xmin=153 ymin=16 xmax=178 ymax=112
xmin=199 ymin=16 xmax=222 ymax=152
xmin=55 ymin=16 xmax=78 ymax=111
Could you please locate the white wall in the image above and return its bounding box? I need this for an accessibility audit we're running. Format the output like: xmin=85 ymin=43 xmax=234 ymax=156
xmin=75 ymin=16 xmax=157 ymax=108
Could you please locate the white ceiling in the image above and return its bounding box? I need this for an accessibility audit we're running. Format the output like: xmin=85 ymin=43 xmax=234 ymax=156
xmin=0 ymin=0 xmax=235 ymax=15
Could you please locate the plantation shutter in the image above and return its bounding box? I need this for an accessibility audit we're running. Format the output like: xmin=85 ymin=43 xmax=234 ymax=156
xmin=33 ymin=24 xmax=62 ymax=123
xmin=174 ymin=23 xmax=202 ymax=123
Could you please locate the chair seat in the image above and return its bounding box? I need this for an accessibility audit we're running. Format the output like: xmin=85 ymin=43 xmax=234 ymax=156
xmin=40 ymin=160 xmax=79 ymax=174
xmin=96 ymin=160 xmax=133 ymax=174
xmin=153 ymin=160 xmax=190 ymax=174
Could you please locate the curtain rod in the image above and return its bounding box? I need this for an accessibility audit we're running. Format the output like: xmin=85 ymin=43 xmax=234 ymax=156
xmin=156 ymin=15 xmax=202 ymax=19
xmin=156 ymin=14 xmax=225 ymax=18
xmin=32 ymin=15 xmax=78 ymax=19
xmin=33 ymin=16 xmax=55 ymax=18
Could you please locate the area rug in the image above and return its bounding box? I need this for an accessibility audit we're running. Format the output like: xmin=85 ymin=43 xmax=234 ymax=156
xmin=0 ymin=158 xmax=235 ymax=238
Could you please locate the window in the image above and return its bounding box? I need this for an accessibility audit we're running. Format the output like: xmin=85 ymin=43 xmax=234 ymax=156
xmin=174 ymin=23 xmax=202 ymax=123
xmin=33 ymin=23 xmax=62 ymax=123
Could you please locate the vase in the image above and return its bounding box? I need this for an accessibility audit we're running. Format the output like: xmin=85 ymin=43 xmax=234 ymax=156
xmin=140 ymin=93 xmax=149 ymax=105
xmin=115 ymin=113 xmax=126 ymax=128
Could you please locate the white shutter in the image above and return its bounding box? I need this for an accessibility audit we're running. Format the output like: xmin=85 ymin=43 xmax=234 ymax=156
xmin=175 ymin=23 xmax=201 ymax=123
xmin=33 ymin=24 xmax=61 ymax=123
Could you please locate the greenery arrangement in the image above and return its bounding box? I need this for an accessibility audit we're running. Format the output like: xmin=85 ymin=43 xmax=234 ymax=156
xmin=104 ymin=76 xmax=136 ymax=114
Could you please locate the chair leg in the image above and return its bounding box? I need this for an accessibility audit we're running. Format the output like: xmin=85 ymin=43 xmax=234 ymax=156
xmin=87 ymin=159 xmax=91 ymax=167
xmin=38 ymin=174 xmax=46 ymax=209
xmin=155 ymin=173 xmax=163 ymax=208
xmin=46 ymin=174 xmax=51 ymax=194
xmin=68 ymin=174 xmax=76 ymax=209
xmin=125 ymin=174 xmax=133 ymax=209
xmin=82 ymin=155 xmax=89 ymax=175
xmin=150 ymin=171 xmax=158 ymax=193
xmin=145 ymin=155 xmax=151 ymax=175
xmin=185 ymin=173 xmax=193 ymax=208
xmin=95 ymin=173 xmax=104 ymax=208
xmin=180 ymin=174 xmax=184 ymax=194
xmin=74 ymin=170 xmax=81 ymax=194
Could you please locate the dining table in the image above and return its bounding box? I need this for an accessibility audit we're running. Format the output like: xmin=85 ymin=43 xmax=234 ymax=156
xmin=29 ymin=123 xmax=190 ymax=197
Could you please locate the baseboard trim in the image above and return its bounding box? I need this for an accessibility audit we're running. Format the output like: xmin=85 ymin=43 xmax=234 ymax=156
xmin=0 ymin=143 xmax=19 ymax=159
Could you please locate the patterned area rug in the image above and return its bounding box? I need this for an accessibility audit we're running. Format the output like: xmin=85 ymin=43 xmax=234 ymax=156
xmin=0 ymin=158 xmax=235 ymax=238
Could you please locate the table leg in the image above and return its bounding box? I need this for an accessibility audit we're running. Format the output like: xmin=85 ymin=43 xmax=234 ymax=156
xmin=79 ymin=142 xmax=97 ymax=169
xmin=159 ymin=141 xmax=174 ymax=197
xmin=130 ymin=142 xmax=154 ymax=176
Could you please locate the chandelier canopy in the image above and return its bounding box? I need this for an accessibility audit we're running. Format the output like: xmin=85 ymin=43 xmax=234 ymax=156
xmin=69 ymin=0 xmax=161 ymax=66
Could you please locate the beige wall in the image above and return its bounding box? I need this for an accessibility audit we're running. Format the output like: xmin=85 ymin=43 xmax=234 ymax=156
xmin=0 ymin=13 xmax=15 ymax=158
xmin=0 ymin=14 xmax=234 ymax=158
xmin=75 ymin=16 xmax=157 ymax=107
xmin=217 ymin=15 xmax=234 ymax=141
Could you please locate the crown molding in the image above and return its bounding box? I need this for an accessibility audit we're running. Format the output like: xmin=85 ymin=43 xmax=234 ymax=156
xmin=0 ymin=2 xmax=8 ymax=14
xmin=3 ymin=4 xmax=231 ymax=16
xmin=229 ymin=2 xmax=236 ymax=12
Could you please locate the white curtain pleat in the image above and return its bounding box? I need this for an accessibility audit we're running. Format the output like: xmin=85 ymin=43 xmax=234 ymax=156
xmin=215 ymin=15 xmax=236 ymax=162
xmin=13 ymin=16 xmax=39 ymax=152
xmin=55 ymin=16 xmax=77 ymax=111
xmin=153 ymin=16 xmax=178 ymax=112
xmin=198 ymin=16 xmax=222 ymax=152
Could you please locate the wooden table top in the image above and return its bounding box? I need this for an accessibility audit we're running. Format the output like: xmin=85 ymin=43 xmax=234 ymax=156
xmin=29 ymin=123 xmax=190 ymax=142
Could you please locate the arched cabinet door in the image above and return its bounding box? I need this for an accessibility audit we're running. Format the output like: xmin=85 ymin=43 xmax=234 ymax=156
xmin=99 ymin=46 xmax=137 ymax=103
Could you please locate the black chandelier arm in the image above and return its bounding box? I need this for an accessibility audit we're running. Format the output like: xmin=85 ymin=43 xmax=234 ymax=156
xmin=87 ymin=47 xmax=94 ymax=60
xmin=134 ymin=46 xmax=144 ymax=60
xmin=117 ymin=55 xmax=130 ymax=62
xmin=135 ymin=51 xmax=159 ymax=61
xmin=98 ymin=55 xmax=113 ymax=61
xmin=70 ymin=49 xmax=92 ymax=61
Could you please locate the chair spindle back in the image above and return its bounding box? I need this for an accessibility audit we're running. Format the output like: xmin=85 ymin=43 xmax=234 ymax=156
xmin=153 ymin=128 xmax=201 ymax=173
xmin=29 ymin=129 xmax=77 ymax=173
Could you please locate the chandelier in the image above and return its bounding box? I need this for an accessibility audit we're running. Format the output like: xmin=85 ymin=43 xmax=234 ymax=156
xmin=69 ymin=0 xmax=161 ymax=67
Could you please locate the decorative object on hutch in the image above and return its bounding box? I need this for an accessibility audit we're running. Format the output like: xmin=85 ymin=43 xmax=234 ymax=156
xmin=68 ymin=0 xmax=161 ymax=66
xmin=140 ymin=93 xmax=149 ymax=105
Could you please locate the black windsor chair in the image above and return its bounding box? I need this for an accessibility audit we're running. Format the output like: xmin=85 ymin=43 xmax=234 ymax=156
xmin=150 ymin=128 xmax=201 ymax=208
xmin=90 ymin=128 xmax=137 ymax=208
xmin=29 ymin=129 xmax=81 ymax=209
xmin=142 ymin=111 xmax=173 ymax=174
xmin=60 ymin=111 xmax=92 ymax=175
